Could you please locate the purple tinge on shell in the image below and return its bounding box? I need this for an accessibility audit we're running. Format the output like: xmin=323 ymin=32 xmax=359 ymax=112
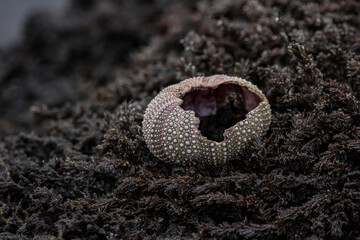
xmin=142 ymin=75 xmax=271 ymax=165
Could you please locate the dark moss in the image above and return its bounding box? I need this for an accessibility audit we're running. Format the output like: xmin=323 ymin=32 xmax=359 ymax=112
xmin=0 ymin=0 xmax=359 ymax=239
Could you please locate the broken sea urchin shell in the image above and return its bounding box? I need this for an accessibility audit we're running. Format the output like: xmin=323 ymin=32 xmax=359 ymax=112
xmin=142 ymin=75 xmax=271 ymax=165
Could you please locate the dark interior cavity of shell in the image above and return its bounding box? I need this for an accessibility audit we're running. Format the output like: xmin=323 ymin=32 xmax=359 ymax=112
xmin=142 ymin=75 xmax=271 ymax=165
xmin=180 ymin=83 xmax=262 ymax=142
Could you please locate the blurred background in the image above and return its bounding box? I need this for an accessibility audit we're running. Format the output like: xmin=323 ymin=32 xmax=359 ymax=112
xmin=0 ymin=0 xmax=66 ymax=48
xmin=0 ymin=0 xmax=185 ymax=138
xmin=0 ymin=1 xmax=69 ymax=138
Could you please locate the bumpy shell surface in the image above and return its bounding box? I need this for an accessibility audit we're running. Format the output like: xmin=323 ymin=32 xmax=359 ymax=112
xmin=142 ymin=75 xmax=271 ymax=165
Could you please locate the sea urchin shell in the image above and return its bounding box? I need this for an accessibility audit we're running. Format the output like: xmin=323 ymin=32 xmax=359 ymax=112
xmin=142 ymin=75 xmax=271 ymax=165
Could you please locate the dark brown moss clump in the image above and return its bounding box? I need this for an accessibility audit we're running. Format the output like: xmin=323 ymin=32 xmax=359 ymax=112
xmin=0 ymin=0 xmax=360 ymax=239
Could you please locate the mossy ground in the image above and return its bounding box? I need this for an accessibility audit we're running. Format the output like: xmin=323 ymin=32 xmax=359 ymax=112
xmin=0 ymin=0 xmax=359 ymax=239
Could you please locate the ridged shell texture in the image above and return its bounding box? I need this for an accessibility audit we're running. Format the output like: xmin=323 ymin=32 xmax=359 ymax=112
xmin=142 ymin=75 xmax=271 ymax=165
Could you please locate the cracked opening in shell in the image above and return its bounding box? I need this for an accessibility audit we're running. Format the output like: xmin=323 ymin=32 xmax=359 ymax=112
xmin=180 ymin=83 xmax=262 ymax=142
